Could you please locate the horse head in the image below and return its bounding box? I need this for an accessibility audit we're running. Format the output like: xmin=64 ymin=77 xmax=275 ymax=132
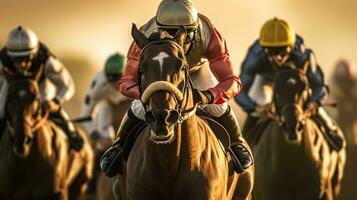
xmin=132 ymin=24 xmax=194 ymax=144
xmin=273 ymin=67 xmax=312 ymax=144
xmin=5 ymin=79 xmax=44 ymax=157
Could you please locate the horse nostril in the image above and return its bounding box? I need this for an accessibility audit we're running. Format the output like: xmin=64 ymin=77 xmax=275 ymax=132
xmin=145 ymin=111 xmax=155 ymax=124
xmin=149 ymin=110 xmax=171 ymax=125
xmin=166 ymin=110 xmax=179 ymax=125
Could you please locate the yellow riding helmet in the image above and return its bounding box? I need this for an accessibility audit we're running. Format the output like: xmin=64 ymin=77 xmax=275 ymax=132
xmin=259 ymin=17 xmax=296 ymax=47
xmin=156 ymin=0 xmax=198 ymax=30
xmin=6 ymin=26 xmax=39 ymax=57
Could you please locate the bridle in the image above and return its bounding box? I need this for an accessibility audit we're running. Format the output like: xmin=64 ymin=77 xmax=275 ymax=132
xmin=272 ymin=69 xmax=312 ymax=127
xmin=5 ymin=80 xmax=49 ymax=144
xmin=138 ymin=39 xmax=197 ymax=124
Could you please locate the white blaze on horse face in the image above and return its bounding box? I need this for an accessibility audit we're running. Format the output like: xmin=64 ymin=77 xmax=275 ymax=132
xmin=152 ymin=52 xmax=170 ymax=75
xmin=287 ymin=78 xmax=297 ymax=86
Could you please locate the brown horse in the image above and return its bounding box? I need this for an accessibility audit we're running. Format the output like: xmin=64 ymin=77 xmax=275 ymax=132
xmin=0 ymin=79 xmax=94 ymax=200
xmin=250 ymin=68 xmax=346 ymax=200
xmin=112 ymin=24 xmax=254 ymax=200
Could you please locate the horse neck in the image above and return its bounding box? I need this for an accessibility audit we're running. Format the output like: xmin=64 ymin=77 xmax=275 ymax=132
xmin=267 ymin=120 xmax=319 ymax=169
xmin=144 ymin=112 xmax=201 ymax=176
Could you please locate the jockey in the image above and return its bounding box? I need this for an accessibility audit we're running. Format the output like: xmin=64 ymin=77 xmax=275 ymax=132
xmin=80 ymin=53 xmax=130 ymax=146
xmin=331 ymin=58 xmax=357 ymax=91
xmin=234 ymin=17 xmax=345 ymax=151
xmin=100 ymin=0 xmax=253 ymax=177
xmin=0 ymin=26 xmax=83 ymax=151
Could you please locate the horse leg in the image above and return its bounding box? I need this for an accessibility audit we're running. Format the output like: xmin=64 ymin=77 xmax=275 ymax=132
xmin=113 ymin=173 xmax=127 ymax=200
xmin=68 ymin=168 xmax=89 ymax=200
xmin=232 ymin=166 xmax=254 ymax=200
xmin=96 ymin=172 xmax=115 ymax=200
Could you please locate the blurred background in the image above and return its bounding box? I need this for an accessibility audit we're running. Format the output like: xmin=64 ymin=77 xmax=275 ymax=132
xmin=1 ymin=0 xmax=356 ymax=116
xmin=1 ymin=0 xmax=356 ymax=199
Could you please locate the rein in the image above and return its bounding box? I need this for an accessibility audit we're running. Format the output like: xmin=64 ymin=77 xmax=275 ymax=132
xmin=6 ymin=108 xmax=50 ymax=143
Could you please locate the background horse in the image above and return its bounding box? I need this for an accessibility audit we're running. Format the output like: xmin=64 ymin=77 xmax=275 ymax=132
xmin=329 ymin=70 xmax=357 ymax=200
xmin=0 ymin=79 xmax=94 ymax=200
xmin=93 ymin=99 xmax=132 ymax=200
xmin=250 ymin=68 xmax=346 ymax=200
xmin=113 ymin=24 xmax=254 ymax=200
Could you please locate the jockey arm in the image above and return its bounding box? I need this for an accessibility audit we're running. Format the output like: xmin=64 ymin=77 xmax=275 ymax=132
xmin=45 ymin=56 xmax=75 ymax=104
xmin=234 ymin=41 xmax=263 ymax=113
xmin=306 ymin=50 xmax=327 ymax=102
xmin=118 ymin=42 xmax=141 ymax=99
xmin=204 ymin=24 xmax=242 ymax=104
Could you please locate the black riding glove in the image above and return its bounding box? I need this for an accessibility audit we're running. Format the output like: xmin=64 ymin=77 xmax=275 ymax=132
xmin=192 ymin=89 xmax=214 ymax=105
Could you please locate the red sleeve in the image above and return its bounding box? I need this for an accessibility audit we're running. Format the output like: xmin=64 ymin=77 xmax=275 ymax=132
xmin=204 ymin=24 xmax=242 ymax=104
xmin=118 ymin=42 xmax=141 ymax=99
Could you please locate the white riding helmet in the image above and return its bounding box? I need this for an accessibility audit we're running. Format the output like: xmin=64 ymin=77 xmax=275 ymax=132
xmin=6 ymin=26 xmax=39 ymax=57
xmin=156 ymin=0 xmax=198 ymax=30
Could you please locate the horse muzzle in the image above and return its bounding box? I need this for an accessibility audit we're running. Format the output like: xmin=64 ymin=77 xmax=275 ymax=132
xmin=282 ymin=121 xmax=304 ymax=145
xmin=146 ymin=109 xmax=176 ymax=144
xmin=13 ymin=138 xmax=32 ymax=157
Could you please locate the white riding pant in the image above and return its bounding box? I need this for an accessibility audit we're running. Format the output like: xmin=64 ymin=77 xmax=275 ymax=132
xmin=131 ymin=65 xmax=228 ymax=120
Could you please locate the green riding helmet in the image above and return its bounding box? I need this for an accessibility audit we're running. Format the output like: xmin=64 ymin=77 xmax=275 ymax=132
xmin=104 ymin=53 xmax=126 ymax=81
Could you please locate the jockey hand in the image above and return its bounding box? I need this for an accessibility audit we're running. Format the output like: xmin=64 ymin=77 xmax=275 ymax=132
xmin=42 ymin=100 xmax=60 ymax=113
xmin=306 ymin=100 xmax=319 ymax=116
xmin=90 ymin=130 xmax=100 ymax=142
xmin=192 ymin=89 xmax=214 ymax=105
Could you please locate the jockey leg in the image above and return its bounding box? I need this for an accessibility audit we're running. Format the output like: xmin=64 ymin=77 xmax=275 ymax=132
xmin=203 ymin=103 xmax=253 ymax=173
xmin=316 ymin=107 xmax=345 ymax=151
xmin=51 ymin=107 xmax=84 ymax=151
xmin=100 ymin=100 xmax=144 ymax=177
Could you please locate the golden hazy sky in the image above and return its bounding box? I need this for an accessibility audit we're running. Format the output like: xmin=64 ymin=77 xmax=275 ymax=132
xmin=1 ymin=0 xmax=357 ymax=76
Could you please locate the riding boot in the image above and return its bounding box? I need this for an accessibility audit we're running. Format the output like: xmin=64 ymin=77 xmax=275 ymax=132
xmin=214 ymin=106 xmax=253 ymax=173
xmin=51 ymin=107 xmax=84 ymax=151
xmin=316 ymin=108 xmax=345 ymax=151
xmin=100 ymin=109 xmax=143 ymax=177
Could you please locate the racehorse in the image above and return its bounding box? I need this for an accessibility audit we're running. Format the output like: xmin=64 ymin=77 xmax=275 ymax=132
xmin=0 ymin=79 xmax=94 ymax=200
xmin=112 ymin=24 xmax=254 ymax=200
xmin=250 ymin=67 xmax=346 ymax=200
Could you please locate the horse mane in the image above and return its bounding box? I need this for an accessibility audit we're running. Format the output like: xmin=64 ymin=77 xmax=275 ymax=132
xmin=148 ymin=30 xmax=175 ymax=42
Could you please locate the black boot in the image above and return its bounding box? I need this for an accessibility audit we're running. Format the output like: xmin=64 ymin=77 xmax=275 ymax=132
xmin=316 ymin=108 xmax=345 ymax=151
xmin=100 ymin=109 xmax=143 ymax=177
xmin=51 ymin=108 xmax=84 ymax=151
xmin=214 ymin=106 xmax=253 ymax=173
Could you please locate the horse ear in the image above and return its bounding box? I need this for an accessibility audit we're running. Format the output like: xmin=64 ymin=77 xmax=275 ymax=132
xmin=131 ymin=23 xmax=149 ymax=49
xmin=174 ymin=26 xmax=187 ymax=46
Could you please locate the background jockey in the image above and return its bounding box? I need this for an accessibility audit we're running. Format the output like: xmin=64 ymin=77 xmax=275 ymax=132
xmin=80 ymin=52 xmax=131 ymax=193
xmin=100 ymin=0 xmax=253 ymax=177
xmin=0 ymin=26 xmax=83 ymax=151
xmin=80 ymin=53 xmax=130 ymax=147
xmin=234 ymin=17 xmax=345 ymax=151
